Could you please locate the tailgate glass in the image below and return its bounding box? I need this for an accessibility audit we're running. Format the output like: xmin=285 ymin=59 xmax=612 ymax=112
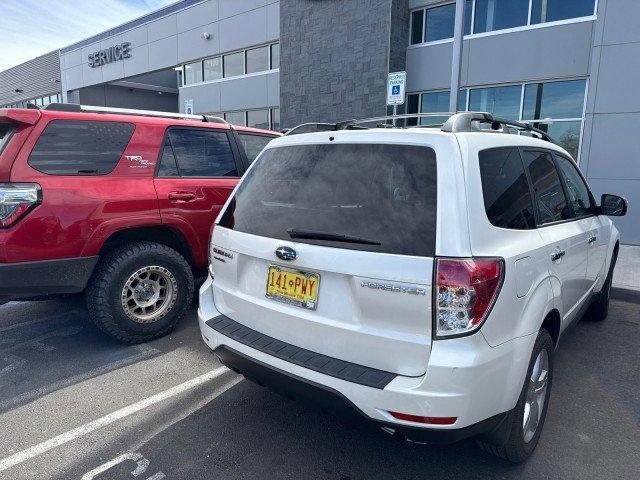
xmin=0 ymin=124 xmax=16 ymax=155
xmin=219 ymin=143 xmax=437 ymax=256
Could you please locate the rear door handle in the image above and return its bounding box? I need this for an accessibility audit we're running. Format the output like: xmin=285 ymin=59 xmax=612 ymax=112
xmin=588 ymin=235 xmax=597 ymax=244
xmin=551 ymin=249 xmax=566 ymax=262
xmin=168 ymin=192 xmax=197 ymax=202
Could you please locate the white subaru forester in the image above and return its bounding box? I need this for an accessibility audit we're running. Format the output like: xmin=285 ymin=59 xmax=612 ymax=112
xmin=198 ymin=113 xmax=626 ymax=462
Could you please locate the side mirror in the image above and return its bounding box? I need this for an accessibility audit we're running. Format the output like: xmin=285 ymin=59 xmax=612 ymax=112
xmin=600 ymin=194 xmax=628 ymax=216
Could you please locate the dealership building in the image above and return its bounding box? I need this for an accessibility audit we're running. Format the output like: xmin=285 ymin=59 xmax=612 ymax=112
xmin=0 ymin=0 xmax=638 ymax=244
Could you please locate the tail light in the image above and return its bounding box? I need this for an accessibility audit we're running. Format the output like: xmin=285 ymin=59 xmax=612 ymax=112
xmin=0 ymin=183 xmax=41 ymax=228
xmin=434 ymin=257 xmax=504 ymax=338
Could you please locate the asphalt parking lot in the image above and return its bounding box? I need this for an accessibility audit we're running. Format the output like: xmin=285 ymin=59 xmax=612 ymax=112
xmin=0 ymin=292 xmax=639 ymax=480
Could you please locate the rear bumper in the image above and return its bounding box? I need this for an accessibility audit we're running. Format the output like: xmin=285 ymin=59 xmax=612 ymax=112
xmin=0 ymin=256 xmax=98 ymax=299
xmin=198 ymin=275 xmax=536 ymax=442
xmin=214 ymin=344 xmax=509 ymax=444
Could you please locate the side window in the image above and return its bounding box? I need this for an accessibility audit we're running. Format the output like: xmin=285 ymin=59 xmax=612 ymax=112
xmin=168 ymin=129 xmax=237 ymax=177
xmin=479 ymin=147 xmax=536 ymax=230
xmin=521 ymin=150 xmax=569 ymax=225
xmin=157 ymin=136 xmax=179 ymax=177
xmin=554 ymin=155 xmax=593 ymax=218
xmin=28 ymin=120 xmax=134 ymax=175
xmin=238 ymin=134 xmax=273 ymax=163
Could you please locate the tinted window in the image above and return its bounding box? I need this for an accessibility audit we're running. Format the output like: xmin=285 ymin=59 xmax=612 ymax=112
xmin=555 ymin=155 xmax=592 ymax=218
xmin=521 ymin=150 xmax=569 ymax=224
xmin=523 ymin=80 xmax=586 ymax=120
xmin=223 ymin=52 xmax=244 ymax=77
xmin=246 ymin=46 xmax=269 ymax=74
xmin=464 ymin=0 xmax=473 ymax=34
xmin=219 ymin=144 xmax=438 ymax=257
xmin=531 ymin=0 xmax=595 ymax=24
xmin=168 ymin=129 xmax=237 ymax=177
xmin=406 ymin=93 xmax=420 ymax=126
xmin=474 ymin=0 xmax=529 ymax=33
xmin=157 ymin=136 xmax=179 ymax=177
xmin=410 ymin=9 xmax=424 ymax=44
xmin=28 ymin=120 xmax=134 ymax=175
xmin=469 ymin=85 xmax=521 ymax=120
xmin=270 ymin=43 xmax=280 ymax=69
xmin=479 ymin=147 xmax=536 ymax=230
xmin=203 ymin=57 xmax=222 ymax=81
xmin=239 ymin=134 xmax=273 ymax=163
xmin=425 ymin=3 xmax=455 ymax=42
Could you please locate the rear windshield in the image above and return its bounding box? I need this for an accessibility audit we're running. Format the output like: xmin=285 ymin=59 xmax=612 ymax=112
xmin=0 ymin=124 xmax=16 ymax=155
xmin=219 ymin=143 xmax=438 ymax=256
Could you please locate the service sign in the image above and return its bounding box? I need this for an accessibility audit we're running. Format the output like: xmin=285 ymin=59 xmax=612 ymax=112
xmin=386 ymin=71 xmax=406 ymax=106
xmin=88 ymin=42 xmax=132 ymax=68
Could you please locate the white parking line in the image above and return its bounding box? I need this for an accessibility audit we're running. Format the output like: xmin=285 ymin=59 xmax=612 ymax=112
xmin=0 ymin=367 xmax=229 ymax=473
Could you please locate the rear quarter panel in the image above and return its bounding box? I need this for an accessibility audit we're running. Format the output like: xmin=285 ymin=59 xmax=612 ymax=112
xmin=456 ymin=134 xmax=558 ymax=347
xmin=5 ymin=116 xmax=164 ymax=263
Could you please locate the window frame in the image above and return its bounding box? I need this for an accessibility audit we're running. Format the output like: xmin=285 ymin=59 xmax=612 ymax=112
xmin=154 ymin=126 xmax=244 ymax=179
xmin=409 ymin=2 xmax=457 ymax=47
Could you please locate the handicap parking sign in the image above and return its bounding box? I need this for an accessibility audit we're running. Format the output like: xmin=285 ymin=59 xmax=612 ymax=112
xmin=386 ymin=72 xmax=406 ymax=106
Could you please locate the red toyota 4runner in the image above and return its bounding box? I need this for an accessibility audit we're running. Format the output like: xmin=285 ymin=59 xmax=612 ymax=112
xmin=0 ymin=104 xmax=280 ymax=342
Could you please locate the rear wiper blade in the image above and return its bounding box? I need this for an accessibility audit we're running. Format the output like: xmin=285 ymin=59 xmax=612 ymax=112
xmin=287 ymin=228 xmax=381 ymax=246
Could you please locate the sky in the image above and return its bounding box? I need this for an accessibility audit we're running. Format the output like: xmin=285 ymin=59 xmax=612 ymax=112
xmin=0 ymin=0 xmax=176 ymax=70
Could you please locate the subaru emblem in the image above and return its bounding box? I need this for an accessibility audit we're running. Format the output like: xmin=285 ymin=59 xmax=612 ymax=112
xmin=275 ymin=246 xmax=297 ymax=261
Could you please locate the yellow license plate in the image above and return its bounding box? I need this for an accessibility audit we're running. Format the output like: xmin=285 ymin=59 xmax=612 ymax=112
xmin=266 ymin=266 xmax=320 ymax=310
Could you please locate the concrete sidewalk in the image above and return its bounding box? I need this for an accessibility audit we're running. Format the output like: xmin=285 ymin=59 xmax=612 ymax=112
xmin=612 ymin=245 xmax=640 ymax=301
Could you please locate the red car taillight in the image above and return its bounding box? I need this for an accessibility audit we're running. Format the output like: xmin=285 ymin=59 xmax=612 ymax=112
xmin=0 ymin=183 xmax=41 ymax=228
xmin=434 ymin=257 xmax=504 ymax=338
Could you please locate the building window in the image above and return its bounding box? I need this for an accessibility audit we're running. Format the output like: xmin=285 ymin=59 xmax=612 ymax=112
xmin=473 ymin=0 xmax=529 ymax=33
xmin=271 ymin=108 xmax=280 ymax=130
xmin=425 ymin=3 xmax=456 ymax=42
xmin=468 ymin=85 xmax=521 ymax=120
xmin=270 ymin=43 xmax=280 ymax=69
xmin=184 ymin=61 xmax=203 ymax=85
xmin=246 ymin=46 xmax=269 ymax=74
xmin=530 ymin=0 xmax=595 ymax=24
xmin=247 ymin=109 xmax=270 ymax=129
xmin=224 ymin=51 xmax=245 ymax=78
xmin=459 ymin=0 xmax=596 ymax=36
xmin=204 ymin=57 xmax=222 ymax=81
xmin=224 ymin=111 xmax=247 ymax=126
xmin=410 ymin=3 xmax=456 ymax=44
xmin=411 ymin=78 xmax=586 ymax=159
xmin=410 ymin=9 xmax=424 ymax=44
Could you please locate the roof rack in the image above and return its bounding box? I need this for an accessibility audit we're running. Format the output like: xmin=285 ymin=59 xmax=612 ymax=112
xmin=43 ymin=103 xmax=229 ymax=125
xmin=284 ymin=111 xmax=555 ymax=144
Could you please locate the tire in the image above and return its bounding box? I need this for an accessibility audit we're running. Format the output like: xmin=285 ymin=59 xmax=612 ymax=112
xmin=477 ymin=329 xmax=554 ymax=463
xmin=86 ymin=241 xmax=194 ymax=343
xmin=588 ymin=248 xmax=618 ymax=321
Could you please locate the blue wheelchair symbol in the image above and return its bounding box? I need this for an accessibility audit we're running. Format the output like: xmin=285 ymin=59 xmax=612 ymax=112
xmin=392 ymin=85 xmax=400 ymax=95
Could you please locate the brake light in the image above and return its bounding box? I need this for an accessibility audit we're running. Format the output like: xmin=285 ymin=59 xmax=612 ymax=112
xmin=0 ymin=183 xmax=41 ymax=228
xmin=434 ymin=257 xmax=503 ymax=338
xmin=388 ymin=411 xmax=457 ymax=425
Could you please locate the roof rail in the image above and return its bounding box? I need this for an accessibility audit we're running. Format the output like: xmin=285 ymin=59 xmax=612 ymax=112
xmin=284 ymin=113 xmax=453 ymax=136
xmin=441 ymin=112 xmax=555 ymax=142
xmin=43 ymin=103 xmax=230 ymax=125
xmin=285 ymin=111 xmax=555 ymax=144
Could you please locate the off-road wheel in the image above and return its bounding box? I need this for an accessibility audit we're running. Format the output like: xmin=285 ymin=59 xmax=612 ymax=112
xmin=86 ymin=241 xmax=194 ymax=343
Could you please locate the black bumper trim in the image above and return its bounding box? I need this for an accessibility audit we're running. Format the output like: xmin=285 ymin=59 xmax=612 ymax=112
xmin=206 ymin=315 xmax=396 ymax=389
xmin=0 ymin=256 xmax=98 ymax=298
xmin=214 ymin=345 xmax=509 ymax=444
